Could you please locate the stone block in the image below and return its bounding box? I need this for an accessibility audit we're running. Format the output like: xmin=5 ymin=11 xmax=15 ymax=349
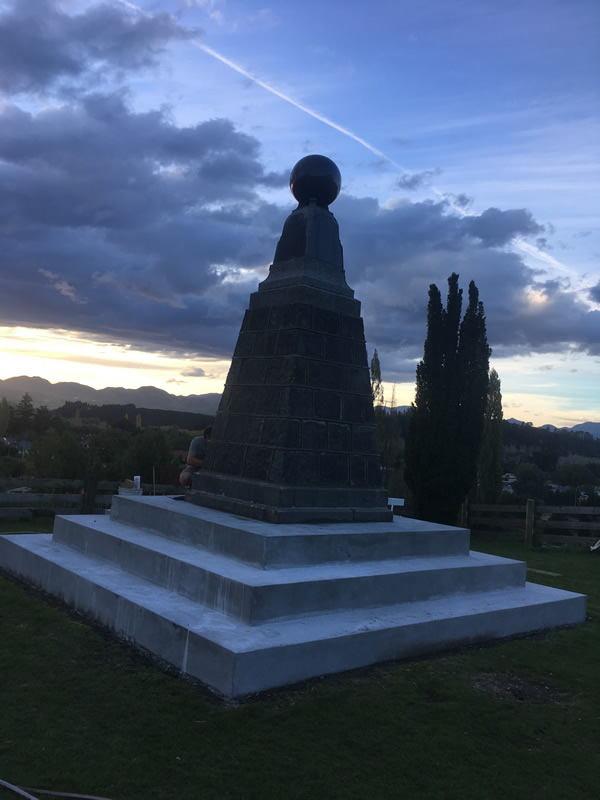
xmin=265 ymin=356 xmax=308 ymax=386
xmin=253 ymin=330 xmax=279 ymax=358
xmin=245 ymin=416 xmax=264 ymax=445
xmin=343 ymin=365 xmax=372 ymax=394
xmin=224 ymin=414 xmax=249 ymax=443
xmin=269 ymin=303 xmax=312 ymax=331
xmin=308 ymin=360 xmax=343 ymax=389
xmin=313 ymin=307 xmax=340 ymax=334
xmin=319 ymin=452 xmax=349 ymax=484
xmin=270 ymin=450 xmax=319 ymax=485
xmin=251 ymin=482 xmax=295 ymax=508
xmin=212 ymin=444 xmax=246 ymax=476
xmin=340 ymin=315 xmax=365 ymax=340
xmin=342 ymin=394 xmax=369 ymax=423
xmin=313 ymin=390 xmax=341 ymax=420
xmin=352 ymin=424 xmax=379 ymax=454
xmin=239 ymin=358 xmax=268 ymax=385
xmin=243 ymin=446 xmax=272 ymax=481
xmin=350 ymin=455 xmax=367 ymax=486
xmin=275 ymin=328 xmax=298 ymax=356
xmin=279 ymin=386 xmax=313 ymax=417
xmin=302 ymin=419 xmax=327 ymax=450
xmin=238 ymin=309 xmax=251 ymax=332
xmin=258 ymin=386 xmax=281 ymax=414
xmin=218 ymin=386 xmax=232 ymax=413
xmin=227 ymin=386 xmax=258 ymax=415
xmin=366 ymin=456 xmax=384 ymax=486
xmin=225 ymin=358 xmax=242 ymax=385
xmin=248 ymin=307 xmax=271 ymax=331
xmin=261 ymin=418 xmax=301 ymax=449
xmin=233 ymin=332 xmax=255 ymax=358
xmin=352 ymin=340 xmax=368 ymax=366
xmin=298 ymin=330 xmax=325 ymax=359
xmin=328 ymin=422 xmax=351 ymax=452
xmin=324 ymin=336 xmax=354 ymax=365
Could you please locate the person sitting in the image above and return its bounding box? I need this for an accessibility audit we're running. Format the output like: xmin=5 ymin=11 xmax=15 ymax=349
xmin=179 ymin=425 xmax=212 ymax=488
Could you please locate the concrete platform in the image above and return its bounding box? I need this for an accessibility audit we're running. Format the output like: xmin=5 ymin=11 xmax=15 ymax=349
xmin=0 ymin=496 xmax=587 ymax=698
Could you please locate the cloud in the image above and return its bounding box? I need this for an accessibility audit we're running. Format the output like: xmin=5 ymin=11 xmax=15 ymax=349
xmin=396 ymin=167 xmax=442 ymax=191
xmin=0 ymin=0 xmax=596 ymax=383
xmin=182 ymin=367 xmax=207 ymax=377
xmin=461 ymin=207 xmax=544 ymax=247
xmin=589 ymin=282 xmax=600 ymax=304
xmin=0 ymin=87 xmax=286 ymax=356
xmin=331 ymin=196 xmax=599 ymax=371
xmin=0 ymin=0 xmax=198 ymax=95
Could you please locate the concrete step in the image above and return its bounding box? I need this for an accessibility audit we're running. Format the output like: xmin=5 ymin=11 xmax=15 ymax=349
xmin=53 ymin=515 xmax=526 ymax=624
xmin=109 ymin=495 xmax=470 ymax=567
xmin=0 ymin=532 xmax=586 ymax=699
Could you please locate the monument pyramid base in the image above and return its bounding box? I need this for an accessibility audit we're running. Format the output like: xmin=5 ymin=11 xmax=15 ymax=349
xmin=0 ymin=495 xmax=586 ymax=699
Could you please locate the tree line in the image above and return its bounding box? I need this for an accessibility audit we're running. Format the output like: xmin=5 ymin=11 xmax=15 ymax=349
xmin=371 ymin=273 xmax=599 ymax=524
xmin=0 ymin=393 xmax=213 ymax=485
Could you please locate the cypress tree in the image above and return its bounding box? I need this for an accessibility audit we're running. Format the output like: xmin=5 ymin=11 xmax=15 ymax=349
xmin=370 ymin=349 xmax=384 ymax=406
xmin=405 ymin=273 xmax=491 ymax=524
xmin=478 ymin=369 xmax=504 ymax=503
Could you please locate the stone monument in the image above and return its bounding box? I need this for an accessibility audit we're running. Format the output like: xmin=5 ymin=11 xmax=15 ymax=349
xmin=190 ymin=155 xmax=391 ymax=523
xmin=0 ymin=156 xmax=587 ymax=699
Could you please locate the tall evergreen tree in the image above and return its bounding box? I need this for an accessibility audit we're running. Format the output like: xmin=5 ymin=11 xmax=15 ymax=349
xmin=405 ymin=273 xmax=491 ymax=524
xmin=478 ymin=368 xmax=504 ymax=503
xmin=14 ymin=392 xmax=35 ymax=433
xmin=370 ymin=348 xmax=385 ymax=459
xmin=0 ymin=397 xmax=10 ymax=436
xmin=370 ymin=349 xmax=384 ymax=406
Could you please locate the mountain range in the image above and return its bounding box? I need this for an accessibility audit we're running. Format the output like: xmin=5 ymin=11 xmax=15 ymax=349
xmin=0 ymin=376 xmax=221 ymax=415
xmin=1 ymin=377 xmax=598 ymax=439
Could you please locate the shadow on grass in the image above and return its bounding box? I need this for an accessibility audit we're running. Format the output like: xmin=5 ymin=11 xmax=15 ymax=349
xmin=0 ymin=537 xmax=597 ymax=800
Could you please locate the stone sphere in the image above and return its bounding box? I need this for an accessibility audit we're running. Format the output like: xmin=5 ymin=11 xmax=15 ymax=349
xmin=290 ymin=155 xmax=341 ymax=207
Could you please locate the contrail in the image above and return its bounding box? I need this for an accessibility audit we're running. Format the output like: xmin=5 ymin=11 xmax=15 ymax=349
xmin=195 ymin=43 xmax=399 ymax=166
xmin=115 ymin=0 xmax=400 ymax=166
xmin=116 ymin=1 xmax=574 ymax=280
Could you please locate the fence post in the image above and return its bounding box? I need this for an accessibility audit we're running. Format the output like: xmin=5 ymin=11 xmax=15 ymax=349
xmin=459 ymin=498 xmax=468 ymax=528
xmin=81 ymin=477 xmax=98 ymax=514
xmin=524 ymin=498 xmax=535 ymax=547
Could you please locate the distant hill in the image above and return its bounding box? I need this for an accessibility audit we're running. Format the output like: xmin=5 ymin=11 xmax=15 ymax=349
xmin=570 ymin=422 xmax=600 ymax=439
xmin=512 ymin=418 xmax=600 ymax=440
xmin=0 ymin=376 xmax=221 ymax=415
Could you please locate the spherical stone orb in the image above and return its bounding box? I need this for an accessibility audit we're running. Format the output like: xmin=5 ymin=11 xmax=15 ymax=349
xmin=290 ymin=155 xmax=341 ymax=207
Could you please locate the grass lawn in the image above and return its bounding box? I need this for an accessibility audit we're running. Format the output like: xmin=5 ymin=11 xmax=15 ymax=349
xmin=0 ymin=517 xmax=55 ymax=534
xmin=0 ymin=528 xmax=597 ymax=800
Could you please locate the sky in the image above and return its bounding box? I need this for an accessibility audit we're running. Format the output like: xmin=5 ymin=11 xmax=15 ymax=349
xmin=0 ymin=0 xmax=598 ymax=427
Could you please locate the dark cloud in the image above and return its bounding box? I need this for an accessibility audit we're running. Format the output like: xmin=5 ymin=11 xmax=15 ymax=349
xmin=462 ymin=207 xmax=544 ymax=247
xmin=182 ymin=368 xmax=207 ymax=378
xmin=1 ymin=82 xmax=595 ymax=367
xmin=589 ymin=282 xmax=600 ymax=304
xmin=331 ymin=197 xmax=599 ymax=370
xmin=396 ymin=167 xmax=442 ymax=190
xmin=0 ymin=89 xmax=286 ymax=356
xmin=0 ymin=0 xmax=198 ymax=95
xmin=447 ymin=193 xmax=472 ymax=210
xmin=0 ymin=1 xmax=596 ymax=377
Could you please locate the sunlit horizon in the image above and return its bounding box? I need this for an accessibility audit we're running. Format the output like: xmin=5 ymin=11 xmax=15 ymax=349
xmin=2 ymin=326 xmax=597 ymax=430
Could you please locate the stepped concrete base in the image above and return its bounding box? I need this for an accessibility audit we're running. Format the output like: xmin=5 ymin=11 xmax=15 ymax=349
xmin=0 ymin=496 xmax=586 ymax=699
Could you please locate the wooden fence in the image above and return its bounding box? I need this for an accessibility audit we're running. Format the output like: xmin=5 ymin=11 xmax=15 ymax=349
xmin=0 ymin=477 xmax=179 ymax=519
xmin=469 ymin=500 xmax=600 ymax=548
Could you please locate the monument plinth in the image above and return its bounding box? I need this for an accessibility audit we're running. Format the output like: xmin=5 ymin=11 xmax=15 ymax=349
xmin=190 ymin=155 xmax=392 ymax=523
xmin=0 ymin=155 xmax=586 ymax=700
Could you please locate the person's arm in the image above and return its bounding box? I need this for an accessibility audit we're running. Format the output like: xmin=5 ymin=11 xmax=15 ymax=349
xmin=186 ymin=437 xmax=205 ymax=469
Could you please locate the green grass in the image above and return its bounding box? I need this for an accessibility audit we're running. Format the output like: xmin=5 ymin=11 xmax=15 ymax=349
xmin=0 ymin=536 xmax=598 ymax=800
xmin=0 ymin=517 xmax=55 ymax=534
